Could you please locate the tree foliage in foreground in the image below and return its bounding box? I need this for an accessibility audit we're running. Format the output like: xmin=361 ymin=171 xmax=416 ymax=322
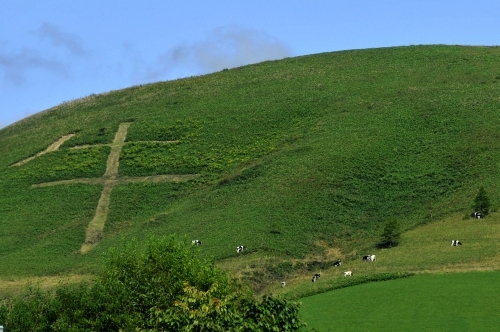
xmin=0 ymin=236 xmax=305 ymax=331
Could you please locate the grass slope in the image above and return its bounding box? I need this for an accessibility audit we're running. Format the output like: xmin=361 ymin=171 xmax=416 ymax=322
xmin=265 ymin=212 xmax=500 ymax=300
xmin=0 ymin=45 xmax=500 ymax=283
xmin=300 ymin=271 xmax=500 ymax=332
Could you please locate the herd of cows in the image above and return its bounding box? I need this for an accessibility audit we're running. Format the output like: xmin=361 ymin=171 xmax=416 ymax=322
xmin=315 ymin=254 xmax=377 ymax=281
xmin=191 ymin=235 xmax=465 ymax=288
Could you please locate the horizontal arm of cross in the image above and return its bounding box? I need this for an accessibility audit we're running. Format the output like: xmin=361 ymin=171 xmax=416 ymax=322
xmin=70 ymin=140 xmax=179 ymax=150
xmin=32 ymin=174 xmax=199 ymax=188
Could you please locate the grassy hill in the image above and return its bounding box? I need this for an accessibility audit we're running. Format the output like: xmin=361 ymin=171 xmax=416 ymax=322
xmin=1 ymin=45 xmax=499 ymax=289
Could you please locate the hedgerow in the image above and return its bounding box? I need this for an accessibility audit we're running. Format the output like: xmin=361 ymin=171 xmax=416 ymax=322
xmin=0 ymin=237 xmax=305 ymax=331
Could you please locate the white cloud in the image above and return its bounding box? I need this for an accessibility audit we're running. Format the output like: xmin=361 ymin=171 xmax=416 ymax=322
xmin=0 ymin=48 xmax=67 ymax=84
xmin=140 ymin=25 xmax=292 ymax=81
xmin=32 ymin=22 xmax=87 ymax=56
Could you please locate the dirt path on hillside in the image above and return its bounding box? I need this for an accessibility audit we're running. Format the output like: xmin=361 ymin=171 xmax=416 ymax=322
xmin=133 ymin=140 xmax=179 ymax=144
xmin=104 ymin=122 xmax=129 ymax=178
xmin=80 ymin=123 xmax=130 ymax=253
xmin=32 ymin=178 xmax=105 ymax=187
xmin=27 ymin=122 xmax=199 ymax=254
xmin=71 ymin=144 xmax=106 ymax=150
xmin=32 ymin=174 xmax=199 ymax=188
xmin=11 ymin=134 xmax=75 ymax=167
xmin=79 ymin=124 xmax=198 ymax=253
xmin=70 ymin=140 xmax=178 ymax=150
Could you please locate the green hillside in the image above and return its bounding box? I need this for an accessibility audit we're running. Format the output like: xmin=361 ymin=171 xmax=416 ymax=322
xmin=1 ymin=45 xmax=499 ymax=285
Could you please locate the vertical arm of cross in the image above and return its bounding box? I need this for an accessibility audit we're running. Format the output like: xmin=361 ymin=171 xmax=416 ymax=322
xmin=104 ymin=123 xmax=130 ymax=178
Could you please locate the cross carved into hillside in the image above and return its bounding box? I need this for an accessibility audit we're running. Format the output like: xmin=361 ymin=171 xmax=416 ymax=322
xmin=16 ymin=123 xmax=199 ymax=253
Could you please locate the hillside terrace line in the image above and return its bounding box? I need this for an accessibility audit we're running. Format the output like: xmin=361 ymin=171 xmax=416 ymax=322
xmin=12 ymin=123 xmax=199 ymax=253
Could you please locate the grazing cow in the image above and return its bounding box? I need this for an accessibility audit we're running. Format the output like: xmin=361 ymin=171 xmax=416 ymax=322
xmin=451 ymin=240 xmax=462 ymax=246
xmin=471 ymin=211 xmax=483 ymax=219
xmin=236 ymin=245 xmax=247 ymax=253
xmin=333 ymin=259 xmax=342 ymax=267
xmin=344 ymin=271 xmax=352 ymax=277
xmin=191 ymin=240 xmax=202 ymax=245
xmin=363 ymin=255 xmax=376 ymax=262
xmin=311 ymin=273 xmax=321 ymax=282
xmin=281 ymin=281 xmax=286 ymax=288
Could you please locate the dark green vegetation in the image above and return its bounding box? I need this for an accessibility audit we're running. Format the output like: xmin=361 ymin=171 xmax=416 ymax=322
xmin=378 ymin=219 xmax=401 ymax=248
xmin=0 ymin=237 xmax=304 ymax=331
xmin=473 ymin=186 xmax=490 ymax=215
xmin=1 ymin=45 xmax=500 ymax=284
xmin=300 ymin=271 xmax=500 ymax=331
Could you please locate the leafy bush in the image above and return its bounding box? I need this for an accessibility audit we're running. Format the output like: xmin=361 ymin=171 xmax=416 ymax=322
xmin=266 ymin=261 xmax=295 ymax=279
xmin=0 ymin=237 xmax=305 ymax=331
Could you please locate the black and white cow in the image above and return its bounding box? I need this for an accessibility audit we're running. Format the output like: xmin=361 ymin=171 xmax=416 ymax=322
xmin=236 ymin=245 xmax=247 ymax=253
xmin=333 ymin=259 xmax=342 ymax=267
xmin=281 ymin=281 xmax=286 ymax=288
xmin=363 ymin=255 xmax=376 ymax=262
xmin=311 ymin=273 xmax=321 ymax=282
xmin=471 ymin=211 xmax=483 ymax=219
xmin=451 ymin=240 xmax=462 ymax=246
xmin=191 ymin=240 xmax=202 ymax=245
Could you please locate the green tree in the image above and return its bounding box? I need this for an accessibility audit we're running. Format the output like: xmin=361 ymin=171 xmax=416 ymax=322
xmin=379 ymin=219 xmax=401 ymax=248
xmin=0 ymin=236 xmax=305 ymax=331
xmin=473 ymin=186 xmax=490 ymax=216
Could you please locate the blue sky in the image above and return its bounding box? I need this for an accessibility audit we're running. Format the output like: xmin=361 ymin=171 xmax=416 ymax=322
xmin=1 ymin=0 xmax=499 ymax=129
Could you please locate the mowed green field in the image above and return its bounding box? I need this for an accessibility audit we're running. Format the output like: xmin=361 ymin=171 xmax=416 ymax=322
xmin=300 ymin=271 xmax=500 ymax=331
